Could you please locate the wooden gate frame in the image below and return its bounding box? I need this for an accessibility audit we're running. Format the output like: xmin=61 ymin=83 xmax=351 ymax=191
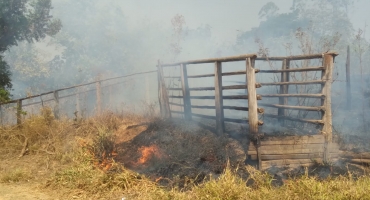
xmin=158 ymin=52 xmax=338 ymax=168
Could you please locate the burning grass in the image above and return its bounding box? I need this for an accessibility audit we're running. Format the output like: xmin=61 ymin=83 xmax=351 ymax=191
xmin=0 ymin=107 xmax=370 ymax=199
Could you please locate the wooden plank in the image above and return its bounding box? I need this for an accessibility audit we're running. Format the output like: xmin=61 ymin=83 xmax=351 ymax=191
xmin=264 ymin=159 xmax=323 ymax=165
xmin=258 ymin=67 xmax=324 ymax=73
xmin=214 ymin=61 xmax=224 ymax=135
xmin=188 ymin=73 xmax=214 ymax=78
xmin=169 ymin=95 xmax=262 ymax=100
xmin=263 ymin=114 xmax=324 ymax=124
xmin=259 ymin=103 xmax=325 ymax=111
xmin=161 ymin=54 xmax=257 ymax=67
xmin=250 ymin=153 xmax=326 ymax=160
xmin=260 ymin=93 xmax=324 ymax=98
xmin=256 ymin=53 xmax=324 ymax=61
xmin=340 ymin=152 xmax=370 ymax=159
xmin=261 ymin=162 xmax=315 ymax=170
xmin=181 ymin=64 xmax=192 ymax=120
xmin=260 ymin=80 xmax=325 ymax=86
xmin=262 ymin=159 xmax=323 ymax=167
xmin=258 ymin=136 xmax=325 ymax=146
xmin=246 ymin=57 xmax=259 ymax=135
xmin=249 ymin=147 xmax=338 ymax=155
xmin=191 ymin=105 xmax=264 ymax=113
xmin=187 ymin=71 xmax=255 ymax=78
xmin=258 ymin=143 xmax=325 ymax=151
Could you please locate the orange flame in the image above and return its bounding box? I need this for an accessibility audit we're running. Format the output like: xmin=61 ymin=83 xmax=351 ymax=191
xmin=135 ymin=145 xmax=163 ymax=165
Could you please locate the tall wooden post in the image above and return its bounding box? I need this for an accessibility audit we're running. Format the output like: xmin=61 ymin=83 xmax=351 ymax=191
xmin=278 ymin=59 xmax=290 ymax=126
xmin=246 ymin=57 xmax=259 ymax=135
xmin=53 ymin=91 xmax=60 ymax=119
xmin=214 ymin=61 xmax=224 ymax=135
xmin=157 ymin=69 xmax=163 ymax=115
xmin=16 ymin=100 xmax=22 ymax=125
xmin=346 ymin=46 xmax=351 ymax=110
xmin=181 ymin=64 xmax=192 ymax=120
xmin=322 ymin=52 xmax=336 ymax=162
xmin=246 ymin=56 xmax=261 ymax=169
xmin=96 ymin=80 xmax=102 ymax=115
xmin=76 ymin=92 xmax=81 ymax=119
xmin=158 ymin=61 xmax=171 ymax=118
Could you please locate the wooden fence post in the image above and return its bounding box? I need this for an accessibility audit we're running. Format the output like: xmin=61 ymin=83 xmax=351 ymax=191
xmin=157 ymin=69 xmax=163 ymax=115
xmin=246 ymin=57 xmax=261 ymax=169
xmin=214 ymin=61 xmax=225 ymax=135
xmin=96 ymin=80 xmax=102 ymax=115
xmin=346 ymin=46 xmax=351 ymax=110
xmin=322 ymin=52 xmax=337 ymax=162
xmin=246 ymin=57 xmax=259 ymax=135
xmin=278 ymin=59 xmax=290 ymax=126
xmin=158 ymin=61 xmax=171 ymax=118
xmin=76 ymin=92 xmax=81 ymax=119
xmin=181 ymin=64 xmax=192 ymax=120
xmin=53 ymin=91 xmax=60 ymax=119
xmin=16 ymin=100 xmax=22 ymax=125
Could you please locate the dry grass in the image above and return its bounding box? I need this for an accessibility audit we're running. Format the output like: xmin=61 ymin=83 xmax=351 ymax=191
xmin=0 ymin=107 xmax=370 ymax=199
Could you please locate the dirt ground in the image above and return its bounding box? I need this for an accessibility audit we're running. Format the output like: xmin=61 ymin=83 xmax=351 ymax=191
xmin=0 ymin=183 xmax=54 ymax=200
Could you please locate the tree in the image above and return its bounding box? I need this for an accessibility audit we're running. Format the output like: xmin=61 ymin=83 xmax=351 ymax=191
xmin=0 ymin=0 xmax=61 ymax=101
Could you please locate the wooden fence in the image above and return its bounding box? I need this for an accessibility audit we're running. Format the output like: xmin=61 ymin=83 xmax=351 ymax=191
xmin=158 ymin=52 xmax=338 ymax=168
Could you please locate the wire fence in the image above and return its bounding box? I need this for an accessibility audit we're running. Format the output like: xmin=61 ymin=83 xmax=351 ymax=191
xmin=0 ymin=70 xmax=158 ymax=126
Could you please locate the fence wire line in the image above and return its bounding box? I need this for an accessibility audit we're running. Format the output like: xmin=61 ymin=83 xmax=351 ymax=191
xmin=0 ymin=70 xmax=158 ymax=105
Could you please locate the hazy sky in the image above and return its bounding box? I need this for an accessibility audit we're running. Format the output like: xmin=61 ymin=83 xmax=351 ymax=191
xmin=121 ymin=0 xmax=370 ymax=42
xmin=121 ymin=0 xmax=293 ymax=43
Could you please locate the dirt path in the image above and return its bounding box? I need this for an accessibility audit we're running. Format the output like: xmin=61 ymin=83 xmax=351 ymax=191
xmin=0 ymin=183 xmax=55 ymax=200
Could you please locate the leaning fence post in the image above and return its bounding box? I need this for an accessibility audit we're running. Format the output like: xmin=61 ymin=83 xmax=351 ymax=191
xmin=180 ymin=64 xmax=192 ymax=120
xmin=214 ymin=61 xmax=225 ymax=135
xmin=16 ymin=100 xmax=22 ymax=125
xmin=278 ymin=59 xmax=290 ymax=126
xmin=322 ymin=52 xmax=337 ymax=162
xmin=157 ymin=61 xmax=171 ymax=118
xmin=53 ymin=91 xmax=60 ymax=119
xmin=96 ymin=78 xmax=102 ymax=115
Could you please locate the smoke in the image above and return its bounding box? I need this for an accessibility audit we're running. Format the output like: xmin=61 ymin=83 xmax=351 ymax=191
xmin=2 ymin=0 xmax=370 ymax=136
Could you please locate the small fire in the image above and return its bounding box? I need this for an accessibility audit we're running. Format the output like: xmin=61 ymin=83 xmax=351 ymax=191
xmin=135 ymin=145 xmax=163 ymax=165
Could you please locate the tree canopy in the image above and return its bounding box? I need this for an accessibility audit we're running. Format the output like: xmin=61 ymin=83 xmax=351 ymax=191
xmin=0 ymin=0 xmax=61 ymax=101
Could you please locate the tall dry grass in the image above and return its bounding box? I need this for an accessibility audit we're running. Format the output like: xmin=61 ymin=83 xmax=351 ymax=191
xmin=0 ymin=107 xmax=369 ymax=199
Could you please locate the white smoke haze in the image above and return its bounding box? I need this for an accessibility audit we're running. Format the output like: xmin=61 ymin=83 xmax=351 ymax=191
xmin=2 ymin=0 xmax=370 ymax=135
